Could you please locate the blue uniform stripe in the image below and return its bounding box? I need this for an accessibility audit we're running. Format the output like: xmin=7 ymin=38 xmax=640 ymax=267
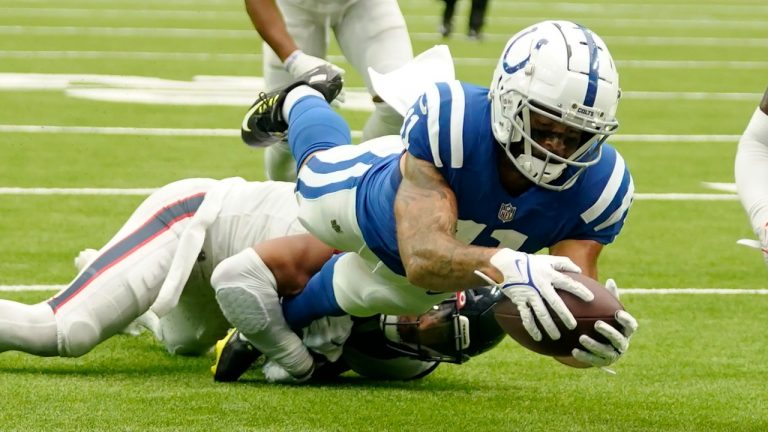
xmin=297 ymin=151 xmax=386 ymax=199
xmin=436 ymin=83 xmax=453 ymax=164
xmin=297 ymin=176 xmax=360 ymax=200
xmin=47 ymin=193 xmax=206 ymax=312
xmin=304 ymin=151 xmax=380 ymax=175
xmin=579 ymin=25 xmax=600 ymax=107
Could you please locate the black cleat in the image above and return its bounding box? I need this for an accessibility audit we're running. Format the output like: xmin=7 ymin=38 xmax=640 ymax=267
xmin=211 ymin=329 xmax=262 ymax=382
xmin=241 ymin=64 xmax=344 ymax=147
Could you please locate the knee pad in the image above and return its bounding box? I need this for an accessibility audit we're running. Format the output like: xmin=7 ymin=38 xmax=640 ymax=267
xmin=59 ymin=319 xmax=101 ymax=358
xmin=212 ymin=248 xmax=313 ymax=377
xmin=211 ymin=248 xmax=278 ymax=334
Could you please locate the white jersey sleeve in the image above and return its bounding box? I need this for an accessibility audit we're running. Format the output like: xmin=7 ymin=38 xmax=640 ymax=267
xmin=735 ymin=104 xmax=768 ymax=239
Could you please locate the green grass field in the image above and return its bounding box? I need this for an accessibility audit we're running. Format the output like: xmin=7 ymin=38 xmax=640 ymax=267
xmin=1 ymin=0 xmax=768 ymax=430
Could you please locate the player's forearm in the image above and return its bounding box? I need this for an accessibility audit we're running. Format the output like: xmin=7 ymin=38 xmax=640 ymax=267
xmin=399 ymin=231 xmax=501 ymax=291
xmin=735 ymin=98 xmax=768 ymax=235
xmin=244 ymin=0 xmax=298 ymax=61
xmin=395 ymin=162 xmax=500 ymax=290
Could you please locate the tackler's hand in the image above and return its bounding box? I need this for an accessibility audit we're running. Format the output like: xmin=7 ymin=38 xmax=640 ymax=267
xmin=284 ymin=50 xmax=346 ymax=106
xmin=303 ymin=315 xmax=353 ymax=362
xmin=572 ymin=278 xmax=638 ymax=369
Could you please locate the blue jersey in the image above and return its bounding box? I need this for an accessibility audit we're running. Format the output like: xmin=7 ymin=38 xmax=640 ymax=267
xmin=353 ymin=81 xmax=633 ymax=276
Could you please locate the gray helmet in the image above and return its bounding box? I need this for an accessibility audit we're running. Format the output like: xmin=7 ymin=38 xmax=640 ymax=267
xmin=379 ymin=287 xmax=506 ymax=364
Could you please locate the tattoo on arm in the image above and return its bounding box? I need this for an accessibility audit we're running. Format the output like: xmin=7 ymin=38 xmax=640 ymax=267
xmin=395 ymin=154 xmax=497 ymax=290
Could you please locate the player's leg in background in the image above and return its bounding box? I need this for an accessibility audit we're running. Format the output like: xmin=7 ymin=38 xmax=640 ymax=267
xmin=0 ymin=179 xmax=214 ymax=358
xmin=468 ymin=0 xmax=489 ymax=39
xmin=440 ymin=0 xmax=458 ymax=37
xmin=152 ymin=254 xmax=230 ymax=356
xmin=334 ymin=0 xmax=414 ymax=140
xmin=0 ymin=300 xmax=58 ymax=356
xmin=212 ymin=247 xmax=314 ymax=377
xmin=262 ymin=0 xmax=329 ymax=181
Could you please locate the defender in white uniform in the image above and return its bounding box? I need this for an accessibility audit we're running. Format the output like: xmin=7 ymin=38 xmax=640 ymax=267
xmin=0 ymin=178 xmax=309 ymax=358
xmin=735 ymin=87 xmax=768 ymax=264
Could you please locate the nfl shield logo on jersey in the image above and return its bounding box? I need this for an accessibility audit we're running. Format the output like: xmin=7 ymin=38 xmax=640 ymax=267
xmin=497 ymin=203 xmax=516 ymax=223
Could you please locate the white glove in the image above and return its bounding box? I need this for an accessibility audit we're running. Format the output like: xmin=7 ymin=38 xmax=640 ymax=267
xmin=571 ymin=278 xmax=638 ymax=368
xmin=283 ymin=50 xmax=346 ymax=105
xmin=303 ymin=315 xmax=353 ymax=362
xmin=262 ymin=360 xmax=313 ymax=384
xmin=475 ymin=248 xmax=594 ymax=342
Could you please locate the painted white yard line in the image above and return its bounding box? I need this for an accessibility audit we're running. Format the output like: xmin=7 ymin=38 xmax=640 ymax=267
xmin=4 ymin=26 xmax=768 ymax=47
xmin=0 ymin=125 xmax=739 ymax=144
xmin=633 ymin=193 xmax=738 ymax=201
xmin=621 ymin=288 xmax=768 ymax=295
xmin=418 ymin=33 xmax=768 ymax=46
xmin=4 ymin=8 xmax=767 ymax=29
xmin=615 ymin=60 xmax=768 ymax=70
xmin=622 ymin=91 xmax=760 ymax=101
xmin=0 ymin=7 xmax=244 ymax=19
xmin=0 ymin=285 xmax=66 ymax=292
xmin=488 ymin=2 xmax=768 ymax=15
xmin=0 ymin=187 xmax=157 ymax=196
xmin=0 ymin=73 xmax=761 ymax=107
xmin=408 ymin=16 xmax=768 ymax=30
xmin=10 ymin=0 xmax=767 ymax=11
xmin=0 ymin=124 xmax=365 ymax=139
xmin=610 ymin=135 xmax=739 ymax=143
xmin=0 ymin=125 xmax=238 ymax=136
xmin=0 ymin=186 xmax=738 ymax=201
xmin=10 ymin=1 xmax=761 ymax=14
xmin=2 ymin=285 xmax=766 ymax=293
xmin=0 ymin=50 xmax=263 ymax=62
xmin=2 ymin=51 xmax=766 ymax=70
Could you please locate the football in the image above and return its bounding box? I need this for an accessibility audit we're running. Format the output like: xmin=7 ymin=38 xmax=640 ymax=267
xmin=492 ymin=272 xmax=624 ymax=357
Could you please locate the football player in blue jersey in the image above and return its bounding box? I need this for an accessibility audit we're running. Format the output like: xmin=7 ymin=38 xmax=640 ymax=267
xmin=212 ymin=287 xmax=507 ymax=383
xmin=735 ymin=86 xmax=768 ymax=264
xmin=238 ymin=20 xmax=638 ymax=380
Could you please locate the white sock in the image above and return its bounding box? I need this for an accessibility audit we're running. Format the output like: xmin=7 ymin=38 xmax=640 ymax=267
xmin=282 ymin=86 xmax=324 ymax=122
xmin=0 ymin=301 xmax=58 ymax=356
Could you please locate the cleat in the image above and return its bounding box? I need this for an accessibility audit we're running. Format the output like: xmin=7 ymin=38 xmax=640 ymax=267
xmin=211 ymin=329 xmax=262 ymax=382
xmin=241 ymin=64 xmax=344 ymax=147
xmin=439 ymin=22 xmax=452 ymax=38
xmin=467 ymin=29 xmax=483 ymax=41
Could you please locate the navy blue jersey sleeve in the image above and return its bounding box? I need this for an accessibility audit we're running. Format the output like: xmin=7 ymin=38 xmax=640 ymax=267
xmin=570 ymin=145 xmax=634 ymax=244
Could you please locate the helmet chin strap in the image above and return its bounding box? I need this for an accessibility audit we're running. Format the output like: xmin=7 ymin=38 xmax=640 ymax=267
xmin=515 ymin=153 xmax=566 ymax=184
xmin=513 ymin=105 xmax=566 ymax=184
